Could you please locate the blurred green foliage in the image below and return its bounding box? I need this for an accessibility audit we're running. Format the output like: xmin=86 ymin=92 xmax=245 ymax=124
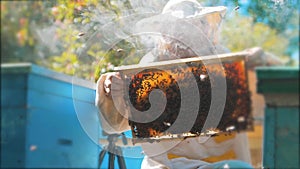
xmin=43 ymin=0 xmax=137 ymax=81
xmin=1 ymin=0 xmax=299 ymax=81
xmin=247 ymin=0 xmax=297 ymax=33
xmin=244 ymin=0 xmax=299 ymax=59
xmin=1 ymin=1 xmax=56 ymax=63
xmin=221 ymin=15 xmax=290 ymax=60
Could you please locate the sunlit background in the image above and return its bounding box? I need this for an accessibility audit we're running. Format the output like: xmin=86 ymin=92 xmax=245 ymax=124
xmin=1 ymin=0 xmax=299 ymax=81
xmin=1 ymin=0 xmax=299 ymax=168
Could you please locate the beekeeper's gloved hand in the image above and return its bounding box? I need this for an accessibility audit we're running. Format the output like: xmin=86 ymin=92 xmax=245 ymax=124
xmin=95 ymin=72 xmax=131 ymax=134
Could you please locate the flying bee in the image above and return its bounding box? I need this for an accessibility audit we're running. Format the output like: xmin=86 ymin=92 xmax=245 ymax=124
xmin=234 ymin=6 xmax=240 ymax=11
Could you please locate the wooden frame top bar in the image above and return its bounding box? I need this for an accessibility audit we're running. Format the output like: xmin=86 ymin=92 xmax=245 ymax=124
xmin=115 ymin=51 xmax=249 ymax=74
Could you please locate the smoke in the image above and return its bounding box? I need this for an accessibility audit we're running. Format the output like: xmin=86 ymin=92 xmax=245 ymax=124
xmin=34 ymin=24 xmax=61 ymax=54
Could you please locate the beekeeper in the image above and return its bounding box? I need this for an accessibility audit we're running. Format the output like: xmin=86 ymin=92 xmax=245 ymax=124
xmin=96 ymin=0 xmax=256 ymax=168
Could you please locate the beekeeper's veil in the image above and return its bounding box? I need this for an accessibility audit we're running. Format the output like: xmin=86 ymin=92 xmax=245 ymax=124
xmin=135 ymin=0 xmax=227 ymax=62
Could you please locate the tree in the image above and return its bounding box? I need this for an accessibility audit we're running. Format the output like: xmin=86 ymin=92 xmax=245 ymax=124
xmin=246 ymin=0 xmax=299 ymax=59
xmin=48 ymin=0 xmax=167 ymax=81
xmin=220 ymin=14 xmax=290 ymax=61
xmin=1 ymin=0 xmax=298 ymax=82
xmin=247 ymin=0 xmax=298 ymax=33
xmin=1 ymin=1 xmax=56 ymax=64
xmin=201 ymin=0 xmax=299 ymax=64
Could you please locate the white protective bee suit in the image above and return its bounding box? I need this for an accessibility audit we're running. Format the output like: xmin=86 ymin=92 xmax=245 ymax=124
xmin=96 ymin=0 xmax=255 ymax=168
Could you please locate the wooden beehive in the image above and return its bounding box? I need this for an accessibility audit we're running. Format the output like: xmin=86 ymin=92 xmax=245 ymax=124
xmin=256 ymin=67 xmax=299 ymax=169
xmin=115 ymin=52 xmax=253 ymax=143
xmin=1 ymin=63 xmax=144 ymax=167
xmin=1 ymin=63 xmax=99 ymax=167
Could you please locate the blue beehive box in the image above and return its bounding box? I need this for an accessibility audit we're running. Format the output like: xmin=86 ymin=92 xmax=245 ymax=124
xmin=1 ymin=63 xmax=143 ymax=168
xmin=256 ymin=67 xmax=299 ymax=169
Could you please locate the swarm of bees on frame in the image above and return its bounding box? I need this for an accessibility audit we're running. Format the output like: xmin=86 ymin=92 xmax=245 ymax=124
xmin=125 ymin=60 xmax=253 ymax=143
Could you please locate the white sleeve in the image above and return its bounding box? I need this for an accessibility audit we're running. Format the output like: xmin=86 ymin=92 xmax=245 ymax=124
xmin=141 ymin=156 xmax=172 ymax=169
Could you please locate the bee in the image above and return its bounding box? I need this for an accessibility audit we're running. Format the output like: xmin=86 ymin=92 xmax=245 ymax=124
xmin=234 ymin=6 xmax=240 ymax=11
xmin=163 ymin=122 xmax=171 ymax=127
xmin=77 ymin=32 xmax=85 ymax=37
xmin=206 ymin=129 xmax=219 ymax=136
xmin=116 ymin=48 xmax=124 ymax=53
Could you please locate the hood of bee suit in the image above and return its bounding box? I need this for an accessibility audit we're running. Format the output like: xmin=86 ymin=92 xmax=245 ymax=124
xmin=134 ymin=0 xmax=227 ymax=63
xmin=162 ymin=0 xmax=226 ymax=18
xmin=162 ymin=0 xmax=226 ymax=34
xmin=161 ymin=0 xmax=226 ymax=43
xmin=134 ymin=0 xmax=227 ymax=34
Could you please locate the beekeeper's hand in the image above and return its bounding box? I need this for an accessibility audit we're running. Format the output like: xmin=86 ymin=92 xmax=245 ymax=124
xmin=95 ymin=72 xmax=131 ymax=134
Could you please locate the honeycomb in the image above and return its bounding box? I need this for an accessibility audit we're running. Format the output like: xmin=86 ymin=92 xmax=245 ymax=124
xmin=120 ymin=57 xmax=253 ymax=143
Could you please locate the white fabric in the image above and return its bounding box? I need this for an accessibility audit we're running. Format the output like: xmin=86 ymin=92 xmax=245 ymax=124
xmin=140 ymin=133 xmax=251 ymax=169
